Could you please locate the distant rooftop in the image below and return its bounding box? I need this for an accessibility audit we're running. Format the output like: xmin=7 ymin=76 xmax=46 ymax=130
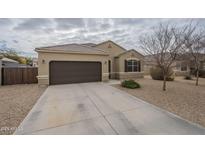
xmin=1 ymin=57 xmax=19 ymax=63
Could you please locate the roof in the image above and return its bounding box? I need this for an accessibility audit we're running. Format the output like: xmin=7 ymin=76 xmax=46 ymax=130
xmin=35 ymin=43 xmax=109 ymax=55
xmin=1 ymin=57 xmax=19 ymax=63
xmin=81 ymin=43 xmax=96 ymax=47
xmin=94 ymin=40 xmax=127 ymax=52
xmin=175 ymin=52 xmax=205 ymax=61
xmin=115 ymin=49 xmax=144 ymax=58
xmin=35 ymin=40 xmax=145 ymax=57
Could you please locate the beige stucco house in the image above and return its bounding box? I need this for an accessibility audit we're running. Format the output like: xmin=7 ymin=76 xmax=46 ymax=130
xmin=144 ymin=55 xmax=190 ymax=76
xmin=144 ymin=53 xmax=205 ymax=76
xmin=35 ymin=40 xmax=144 ymax=85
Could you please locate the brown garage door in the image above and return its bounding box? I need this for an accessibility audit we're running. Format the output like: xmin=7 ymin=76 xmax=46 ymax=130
xmin=49 ymin=61 xmax=102 ymax=85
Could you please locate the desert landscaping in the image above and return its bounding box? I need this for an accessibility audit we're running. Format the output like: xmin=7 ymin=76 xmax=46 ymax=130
xmin=114 ymin=76 xmax=205 ymax=127
xmin=0 ymin=19 xmax=205 ymax=135
xmin=0 ymin=84 xmax=46 ymax=135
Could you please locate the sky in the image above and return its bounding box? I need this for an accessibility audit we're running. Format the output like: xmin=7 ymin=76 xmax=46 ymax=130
xmin=0 ymin=18 xmax=205 ymax=57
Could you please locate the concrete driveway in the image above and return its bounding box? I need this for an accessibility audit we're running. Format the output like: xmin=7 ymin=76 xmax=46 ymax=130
xmin=15 ymin=82 xmax=205 ymax=135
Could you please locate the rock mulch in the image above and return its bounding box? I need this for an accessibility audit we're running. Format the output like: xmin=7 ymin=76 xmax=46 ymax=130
xmin=0 ymin=84 xmax=46 ymax=135
xmin=113 ymin=77 xmax=205 ymax=127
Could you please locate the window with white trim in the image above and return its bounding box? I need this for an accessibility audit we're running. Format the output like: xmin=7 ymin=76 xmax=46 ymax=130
xmin=126 ymin=60 xmax=141 ymax=72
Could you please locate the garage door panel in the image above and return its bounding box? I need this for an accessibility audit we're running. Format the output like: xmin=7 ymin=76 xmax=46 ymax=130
xmin=49 ymin=61 xmax=102 ymax=85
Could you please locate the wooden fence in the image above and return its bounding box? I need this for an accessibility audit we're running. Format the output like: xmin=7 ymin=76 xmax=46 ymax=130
xmin=1 ymin=67 xmax=38 ymax=85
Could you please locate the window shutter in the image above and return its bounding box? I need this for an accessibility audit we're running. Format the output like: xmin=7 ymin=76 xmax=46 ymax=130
xmin=125 ymin=60 xmax=127 ymax=72
xmin=138 ymin=61 xmax=141 ymax=72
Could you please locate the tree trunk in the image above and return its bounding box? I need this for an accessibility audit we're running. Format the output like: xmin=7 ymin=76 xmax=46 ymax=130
xmin=196 ymin=69 xmax=199 ymax=86
xmin=163 ymin=75 xmax=166 ymax=91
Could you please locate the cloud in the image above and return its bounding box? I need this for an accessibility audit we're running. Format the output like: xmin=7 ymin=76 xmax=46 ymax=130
xmin=0 ymin=19 xmax=13 ymax=27
xmin=54 ymin=18 xmax=85 ymax=30
xmin=114 ymin=18 xmax=146 ymax=25
xmin=0 ymin=18 xmax=204 ymax=57
xmin=13 ymin=18 xmax=54 ymax=33
xmin=0 ymin=40 xmax=15 ymax=51
xmin=0 ymin=40 xmax=7 ymax=49
xmin=83 ymin=18 xmax=113 ymax=33
xmin=13 ymin=40 xmax=18 ymax=43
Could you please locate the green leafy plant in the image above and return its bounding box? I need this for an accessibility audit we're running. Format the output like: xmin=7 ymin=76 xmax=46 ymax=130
xmin=150 ymin=67 xmax=174 ymax=81
xmin=121 ymin=80 xmax=141 ymax=89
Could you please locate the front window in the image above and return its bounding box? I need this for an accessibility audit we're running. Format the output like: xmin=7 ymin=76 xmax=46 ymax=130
xmin=181 ymin=65 xmax=187 ymax=71
xmin=181 ymin=62 xmax=187 ymax=71
xmin=176 ymin=61 xmax=187 ymax=71
xmin=126 ymin=60 xmax=141 ymax=72
xmin=176 ymin=62 xmax=181 ymax=71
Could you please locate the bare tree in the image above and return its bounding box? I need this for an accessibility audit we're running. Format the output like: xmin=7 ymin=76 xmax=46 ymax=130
xmin=139 ymin=24 xmax=185 ymax=91
xmin=183 ymin=25 xmax=205 ymax=86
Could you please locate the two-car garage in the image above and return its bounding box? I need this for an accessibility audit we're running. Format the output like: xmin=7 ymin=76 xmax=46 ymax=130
xmin=49 ymin=61 xmax=102 ymax=85
xmin=35 ymin=43 xmax=109 ymax=85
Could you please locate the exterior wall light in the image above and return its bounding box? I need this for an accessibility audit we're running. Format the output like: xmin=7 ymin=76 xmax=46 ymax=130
xmin=42 ymin=59 xmax=45 ymax=64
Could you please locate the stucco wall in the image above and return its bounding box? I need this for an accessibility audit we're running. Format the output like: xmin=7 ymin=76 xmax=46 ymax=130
xmin=174 ymin=70 xmax=189 ymax=76
xmin=95 ymin=41 xmax=126 ymax=79
xmin=95 ymin=41 xmax=126 ymax=57
xmin=37 ymin=51 xmax=109 ymax=85
xmin=115 ymin=72 xmax=144 ymax=79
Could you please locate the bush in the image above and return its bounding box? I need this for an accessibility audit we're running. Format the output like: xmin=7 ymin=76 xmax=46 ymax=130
xmin=199 ymin=70 xmax=205 ymax=78
xmin=150 ymin=67 xmax=174 ymax=81
xmin=184 ymin=75 xmax=192 ymax=80
xmin=190 ymin=69 xmax=205 ymax=78
xmin=121 ymin=80 xmax=141 ymax=89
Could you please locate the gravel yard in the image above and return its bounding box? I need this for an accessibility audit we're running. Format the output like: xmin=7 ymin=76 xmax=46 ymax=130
xmin=113 ymin=77 xmax=205 ymax=127
xmin=0 ymin=84 xmax=46 ymax=135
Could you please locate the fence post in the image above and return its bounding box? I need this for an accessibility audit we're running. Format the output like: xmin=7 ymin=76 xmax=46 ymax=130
xmin=0 ymin=60 xmax=2 ymax=86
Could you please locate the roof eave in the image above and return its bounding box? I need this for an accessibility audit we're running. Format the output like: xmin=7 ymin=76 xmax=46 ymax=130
xmin=115 ymin=50 xmax=144 ymax=58
xmin=35 ymin=49 xmax=109 ymax=56
xmin=94 ymin=40 xmax=127 ymax=52
xmin=128 ymin=49 xmax=144 ymax=57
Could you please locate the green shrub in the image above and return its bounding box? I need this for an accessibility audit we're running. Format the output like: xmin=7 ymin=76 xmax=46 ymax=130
xmin=150 ymin=67 xmax=174 ymax=81
xmin=121 ymin=80 xmax=141 ymax=89
xmin=184 ymin=75 xmax=192 ymax=80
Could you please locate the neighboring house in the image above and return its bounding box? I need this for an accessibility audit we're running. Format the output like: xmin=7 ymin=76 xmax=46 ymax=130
xmin=174 ymin=53 xmax=205 ymax=75
xmin=32 ymin=58 xmax=38 ymax=67
xmin=0 ymin=57 xmax=20 ymax=67
xmin=0 ymin=57 xmax=32 ymax=68
xmin=0 ymin=57 xmax=20 ymax=85
xmin=35 ymin=40 xmax=144 ymax=85
xmin=144 ymin=53 xmax=205 ymax=76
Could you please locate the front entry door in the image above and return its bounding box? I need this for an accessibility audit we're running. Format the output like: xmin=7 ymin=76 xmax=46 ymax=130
xmin=108 ymin=60 xmax=111 ymax=79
